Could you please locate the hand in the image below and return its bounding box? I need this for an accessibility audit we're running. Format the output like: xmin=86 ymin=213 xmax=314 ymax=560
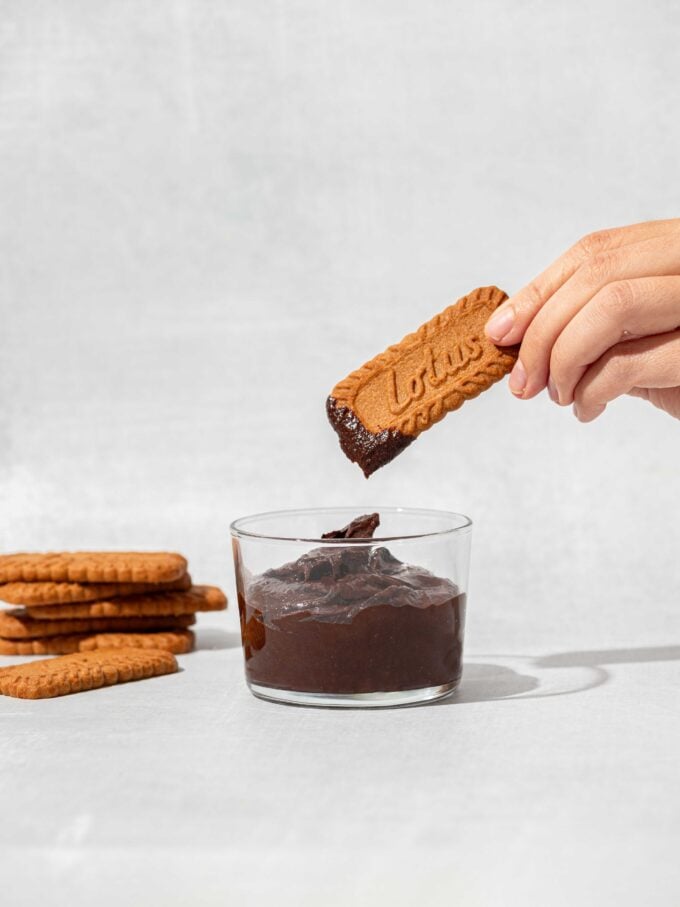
xmin=484 ymin=219 xmax=680 ymax=421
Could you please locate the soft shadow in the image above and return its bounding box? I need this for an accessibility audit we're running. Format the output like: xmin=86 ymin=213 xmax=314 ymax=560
xmin=433 ymin=644 xmax=680 ymax=706
xmin=444 ymin=663 xmax=539 ymax=703
xmin=535 ymin=645 xmax=680 ymax=668
xmin=433 ymin=656 xmax=607 ymax=706
xmin=194 ymin=627 xmax=241 ymax=651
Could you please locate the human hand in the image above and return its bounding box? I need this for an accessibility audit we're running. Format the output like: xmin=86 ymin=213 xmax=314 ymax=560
xmin=484 ymin=219 xmax=680 ymax=421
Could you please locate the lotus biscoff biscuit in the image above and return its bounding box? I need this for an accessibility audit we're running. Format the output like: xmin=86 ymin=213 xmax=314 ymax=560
xmin=0 ymin=648 xmax=178 ymax=699
xmin=327 ymin=286 xmax=518 ymax=476
xmin=0 ymin=629 xmax=195 ymax=657
xmin=24 ymin=585 xmax=227 ymax=620
xmin=0 ymin=574 xmax=192 ymax=606
xmin=0 ymin=609 xmax=195 ymax=640
xmin=0 ymin=552 xmax=187 ymax=585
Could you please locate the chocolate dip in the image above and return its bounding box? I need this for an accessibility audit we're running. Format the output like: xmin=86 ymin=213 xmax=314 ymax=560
xmin=326 ymin=397 xmax=415 ymax=478
xmin=237 ymin=514 xmax=465 ymax=695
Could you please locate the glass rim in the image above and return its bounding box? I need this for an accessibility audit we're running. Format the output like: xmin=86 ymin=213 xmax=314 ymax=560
xmin=229 ymin=506 xmax=473 ymax=544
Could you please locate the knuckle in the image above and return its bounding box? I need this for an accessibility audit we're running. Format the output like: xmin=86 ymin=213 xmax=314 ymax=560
xmin=576 ymin=229 xmax=613 ymax=258
xmin=595 ymin=280 xmax=635 ymax=319
xmin=519 ymin=280 xmax=544 ymax=312
xmin=581 ymin=251 xmax=617 ymax=287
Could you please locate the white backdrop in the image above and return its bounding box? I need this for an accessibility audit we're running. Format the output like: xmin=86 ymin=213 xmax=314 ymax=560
xmin=1 ymin=3 xmax=679 ymax=904
xmin=1 ymin=0 xmax=678 ymax=649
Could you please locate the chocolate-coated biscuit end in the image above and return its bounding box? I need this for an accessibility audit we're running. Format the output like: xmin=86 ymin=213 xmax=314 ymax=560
xmin=326 ymin=396 xmax=415 ymax=477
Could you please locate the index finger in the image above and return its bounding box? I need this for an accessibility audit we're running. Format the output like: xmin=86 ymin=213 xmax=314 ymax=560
xmin=485 ymin=219 xmax=680 ymax=345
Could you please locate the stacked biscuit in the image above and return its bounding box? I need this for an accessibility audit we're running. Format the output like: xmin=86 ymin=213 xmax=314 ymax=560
xmin=0 ymin=553 xmax=227 ymax=695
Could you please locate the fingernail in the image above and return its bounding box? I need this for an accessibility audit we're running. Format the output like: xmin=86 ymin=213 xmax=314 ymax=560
xmin=547 ymin=376 xmax=559 ymax=404
xmin=574 ymin=403 xmax=604 ymax=422
xmin=509 ymin=359 xmax=527 ymax=397
xmin=486 ymin=306 xmax=515 ymax=342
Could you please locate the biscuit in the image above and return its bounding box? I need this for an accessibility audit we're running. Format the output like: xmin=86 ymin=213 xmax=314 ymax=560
xmin=0 ymin=574 xmax=192 ymax=606
xmin=0 ymin=609 xmax=195 ymax=639
xmin=25 ymin=585 xmax=227 ymax=620
xmin=0 ymin=552 xmax=187 ymax=585
xmin=327 ymin=286 xmax=518 ymax=475
xmin=0 ymin=629 xmax=195 ymax=656
xmin=0 ymin=648 xmax=178 ymax=699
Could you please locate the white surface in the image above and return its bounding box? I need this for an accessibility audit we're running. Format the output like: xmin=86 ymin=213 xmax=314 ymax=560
xmin=1 ymin=1 xmax=679 ymax=905
xmin=2 ymin=630 xmax=680 ymax=907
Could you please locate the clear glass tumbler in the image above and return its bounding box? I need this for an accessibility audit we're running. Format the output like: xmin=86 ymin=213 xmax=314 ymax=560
xmin=230 ymin=507 xmax=472 ymax=708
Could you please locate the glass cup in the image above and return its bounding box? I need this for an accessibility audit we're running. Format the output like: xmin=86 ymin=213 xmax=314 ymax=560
xmin=230 ymin=507 xmax=472 ymax=708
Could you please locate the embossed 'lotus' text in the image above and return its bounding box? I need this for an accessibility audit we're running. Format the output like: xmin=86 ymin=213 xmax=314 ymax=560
xmin=387 ymin=338 xmax=483 ymax=415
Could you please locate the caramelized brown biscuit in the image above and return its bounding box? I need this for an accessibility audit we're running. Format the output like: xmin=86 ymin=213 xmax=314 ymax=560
xmin=0 ymin=609 xmax=194 ymax=639
xmin=26 ymin=585 xmax=227 ymax=620
xmin=0 ymin=648 xmax=178 ymax=699
xmin=0 ymin=629 xmax=195 ymax=656
xmin=0 ymin=574 xmax=192 ymax=606
xmin=327 ymin=286 xmax=518 ymax=475
xmin=0 ymin=552 xmax=187 ymax=585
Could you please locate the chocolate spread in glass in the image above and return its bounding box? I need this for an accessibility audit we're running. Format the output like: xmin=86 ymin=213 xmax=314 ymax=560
xmin=237 ymin=514 xmax=465 ymax=695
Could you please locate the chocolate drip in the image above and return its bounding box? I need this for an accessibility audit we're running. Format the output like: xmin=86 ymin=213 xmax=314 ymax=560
xmin=326 ymin=397 xmax=415 ymax=478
